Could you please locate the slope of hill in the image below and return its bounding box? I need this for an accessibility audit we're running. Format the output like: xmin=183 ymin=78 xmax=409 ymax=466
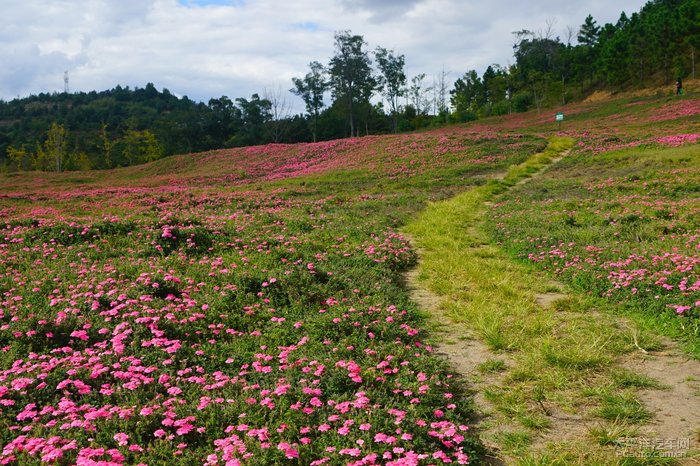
xmin=0 ymin=91 xmax=698 ymax=465
xmin=2 ymin=89 xmax=697 ymax=194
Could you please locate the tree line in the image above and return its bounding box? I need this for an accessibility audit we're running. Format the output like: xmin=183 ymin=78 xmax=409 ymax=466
xmin=450 ymin=0 xmax=699 ymax=120
xmin=1 ymin=0 xmax=697 ymax=172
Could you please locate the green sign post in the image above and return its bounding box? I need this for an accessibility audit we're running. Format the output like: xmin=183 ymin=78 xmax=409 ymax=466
xmin=555 ymin=112 xmax=564 ymax=130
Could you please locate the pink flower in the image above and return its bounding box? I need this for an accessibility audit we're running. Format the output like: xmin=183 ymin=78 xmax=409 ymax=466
xmin=167 ymin=386 xmax=183 ymax=396
xmin=277 ymin=442 xmax=299 ymax=459
xmin=113 ymin=432 xmax=129 ymax=446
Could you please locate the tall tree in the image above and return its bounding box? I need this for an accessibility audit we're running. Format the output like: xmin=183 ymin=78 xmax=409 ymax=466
xmin=206 ymin=96 xmax=240 ymax=148
xmin=374 ymin=47 xmax=406 ymax=132
xmin=291 ymin=61 xmax=328 ymax=142
xmin=434 ymin=67 xmax=450 ymax=119
xmin=99 ymin=123 xmax=114 ymax=169
xmin=44 ymin=122 xmax=68 ymax=172
xmin=576 ymin=15 xmax=602 ymax=85
xmin=235 ymin=94 xmax=272 ymax=146
xmin=513 ymin=29 xmax=565 ymax=113
xmin=328 ymin=31 xmax=375 ymax=137
xmin=680 ymin=0 xmax=700 ymax=78
xmin=450 ymin=70 xmax=482 ymax=120
xmin=264 ymin=85 xmax=292 ymax=143
xmin=577 ymin=14 xmax=601 ymax=46
xmin=408 ymin=73 xmax=432 ymax=116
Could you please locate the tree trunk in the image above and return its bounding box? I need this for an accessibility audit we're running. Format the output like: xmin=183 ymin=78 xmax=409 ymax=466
xmin=561 ymin=75 xmax=566 ymax=105
xmin=347 ymin=94 xmax=354 ymax=138
xmin=692 ymin=46 xmax=696 ymax=80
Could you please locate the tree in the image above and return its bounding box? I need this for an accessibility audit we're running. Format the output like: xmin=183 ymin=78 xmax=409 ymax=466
xmin=374 ymin=47 xmax=406 ymax=132
xmin=291 ymin=61 xmax=328 ymax=142
xmin=450 ymin=70 xmax=482 ymax=120
xmin=512 ymin=29 xmax=566 ymax=113
xmin=578 ymin=15 xmax=601 ymax=46
xmin=328 ymin=31 xmax=375 ymax=137
xmin=206 ymin=96 xmax=242 ymax=148
xmin=434 ymin=67 xmax=450 ymax=120
xmin=680 ymin=0 xmax=700 ymax=78
xmin=575 ymin=15 xmax=602 ymax=85
xmin=264 ymin=85 xmax=292 ymax=143
xmin=408 ymin=73 xmax=432 ymax=116
xmin=481 ymin=65 xmax=512 ymax=113
xmin=6 ymin=145 xmax=32 ymax=171
xmin=99 ymin=123 xmax=114 ymax=168
xmin=235 ymin=94 xmax=272 ymax=146
xmin=121 ymin=129 xmax=164 ymax=165
xmin=44 ymin=122 xmax=68 ymax=172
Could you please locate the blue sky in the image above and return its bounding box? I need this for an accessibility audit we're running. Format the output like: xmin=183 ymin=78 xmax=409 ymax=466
xmin=2 ymin=0 xmax=649 ymax=112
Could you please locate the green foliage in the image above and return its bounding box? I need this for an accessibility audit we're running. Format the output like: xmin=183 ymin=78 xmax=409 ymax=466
xmin=328 ymin=30 xmax=376 ymax=137
xmin=5 ymin=145 xmax=32 ymax=171
xmin=449 ymin=0 xmax=699 ymax=117
xmin=43 ymin=122 xmax=68 ymax=172
xmin=0 ymin=85 xmax=313 ymax=172
xmin=291 ymin=61 xmax=329 ymax=142
xmin=120 ymin=129 xmax=164 ymax=165
xmin=234 ymin=94 xmax=272 ymax=146
xmin=374 ymin=47 xmax=406 ymax=132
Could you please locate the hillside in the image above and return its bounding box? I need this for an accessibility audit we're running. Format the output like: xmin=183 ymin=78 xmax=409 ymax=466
xmin=2 ymin=88 xmax=697 ymax=195
xmin=0 ymin=90 xmax=698 ymax=464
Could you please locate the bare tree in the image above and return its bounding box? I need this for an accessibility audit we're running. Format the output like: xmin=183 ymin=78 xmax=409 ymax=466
xmin=264 ymin=84 xmax=292 ymax=143
xmin=435 ymin=66 xmax=450 ymax=117
xmin=564 ymin=25 xmax=576 ymax=46
xmin=542 ymin=17 xmax=557 ymax=40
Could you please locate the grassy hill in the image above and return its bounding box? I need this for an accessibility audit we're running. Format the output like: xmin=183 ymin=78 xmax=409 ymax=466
xmin=0 ymin=89 xmax=698 ymax=464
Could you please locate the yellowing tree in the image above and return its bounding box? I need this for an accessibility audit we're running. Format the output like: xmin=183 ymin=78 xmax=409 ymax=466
xmin=122 ymin=129 xmax=164 ymax=165
xmin=6 ymin=145 xmax=33 ymax=171
xmin=37 ymin=123 xmax=68 ymax=172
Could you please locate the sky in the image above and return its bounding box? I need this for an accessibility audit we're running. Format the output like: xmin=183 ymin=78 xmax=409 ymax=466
xmin=2 ymin=0 xmax=649 ymax=112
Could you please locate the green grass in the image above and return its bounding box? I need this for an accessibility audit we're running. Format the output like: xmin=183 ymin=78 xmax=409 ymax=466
xmin=596 ymin=393 xmax=653 ymax=423
xmin=498 ymin=430 xmax=533 ymax=454
xmin=403 ymin=137 xmax=686 ymax=463
xmin=611 ymin=370 xmax=666 ymax=390
xmin=477 ymin=359 xmax=508 ymax=374
xmin=488 ymin=142 xmax=700 ymax=357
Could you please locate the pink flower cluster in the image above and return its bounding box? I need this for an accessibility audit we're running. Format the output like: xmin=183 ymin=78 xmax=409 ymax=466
xmin=655 ymin=134 xmax=700 ymax=147
xmin=0 ymin=183 xmax=478 ymax=464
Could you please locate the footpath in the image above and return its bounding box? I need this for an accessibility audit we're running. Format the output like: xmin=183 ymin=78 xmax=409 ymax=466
xmin=404 ymin=138 xmax=700 ymax=465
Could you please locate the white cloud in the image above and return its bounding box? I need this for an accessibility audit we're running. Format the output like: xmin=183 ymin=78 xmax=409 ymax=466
xmin=1 ymin=0 xmax=647 ymax=110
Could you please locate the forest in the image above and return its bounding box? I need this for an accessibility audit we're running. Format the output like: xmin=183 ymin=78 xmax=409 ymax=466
xmin=0 ymin=0 xmax=697 ymax=171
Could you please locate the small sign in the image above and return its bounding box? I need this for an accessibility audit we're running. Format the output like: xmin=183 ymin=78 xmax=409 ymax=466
xmin=555 ymin=112 xmax=565 ymax=122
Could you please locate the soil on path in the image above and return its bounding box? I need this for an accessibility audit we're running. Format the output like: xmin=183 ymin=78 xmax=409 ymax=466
xmin=404 ymin=266 xmax=510 ymax=465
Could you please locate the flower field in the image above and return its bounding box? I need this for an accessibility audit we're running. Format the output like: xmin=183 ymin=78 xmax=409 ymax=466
xmin=1 ymin=91 xmax=699 ymax=464
xmin=490 ymin=143 xmax=700 ymax=323
xmin=486 ymin=95 xmax=700 ymax=349
xmin=0 ymin=128 xmax=544 ymax=465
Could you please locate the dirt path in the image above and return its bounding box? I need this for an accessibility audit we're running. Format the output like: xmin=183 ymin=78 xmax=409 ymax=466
xmin=404 ymin=141 xmax=700 ymax=464
xmin=626 ymin=342 xmax=700 ymax=441
xmin=405 ymin=266 xmax=511 ymax=464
